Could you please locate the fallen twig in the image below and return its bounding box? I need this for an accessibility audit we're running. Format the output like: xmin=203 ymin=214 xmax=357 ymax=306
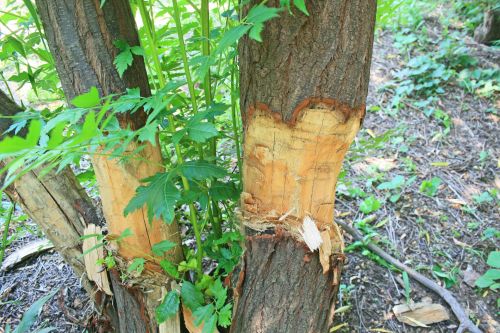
xmin=1 ymin=238 xmax=53 ymax=271
xmin=337 ymin=220 xmax=482 ymax=333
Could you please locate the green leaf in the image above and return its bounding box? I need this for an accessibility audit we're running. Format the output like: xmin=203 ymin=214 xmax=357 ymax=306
xmin=208 ymin=279 xmax=227 ymax=309
xmin=156 ymin=291 xmax=180 ymax=323
xmin=13 ymin=288 xmax=59 ymax=333
xmin=46 ymin=122 xmax=66 ymax=149
xmin=475 ymin=269 xmax=500 ymax=289
xmin=209 ymin=181 xmax=239 ymax=201
xmin=137 ymin=122 xmax=159 ymax=145
xmin=187 ymin=121 xmax=218 ymax=143
xmin=201 ymin=314 xmax=217 ymax=333
xmin=359 ymin=195 xmax=381 ymax=214
xmin=114 ymin=49 xmax=133 ymax=77
xmin=213 ymin=25 xmax=251 ymax=56
xmin=3 ymin=36 xmax=26 ymax=57
xmin=0 ymin=120 xmax=41 ymax=154
xmin=419 ymin=177 xmax=442 ymax=197
xmin=71 ymin=87 xmax=100 ymax=108
xmin=249 ymin=23 xmax=265 ymax=42
xmin=402 ymin=271 xmax=411 ymax=304
xmin=377 ymin=175 xmax=405 ymax=190
xmin=193 ymin=304 xmax=215 ymax=327
xmin=180 ymin=161 xmax=227 ymax=180
xmin=293 ymin=0 xmax=309 ymax=15
xmin=130 ymin=46 xmax=145 ymax=56
xmin=152 ymin=240 xmax=177 ymax=256
xmin=181 ymin=281 xmax=204 ymax=311
xmin=246 ymin=5 xmax=281 ymax=25
xmin=217 ymin=303 xmax=232 ymax=328
xmin=487 ymin=251 xmax=500 ymax=268
xmin=160 ymin=259 xmax=179 ymax=279
xmin=127 ymin=258 xmax=145 ymax=274
xmin=124 ymin=172 xmax=180 ymax=223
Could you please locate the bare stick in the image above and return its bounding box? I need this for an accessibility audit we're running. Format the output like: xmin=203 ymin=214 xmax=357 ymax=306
xmin=337 ymin=220 xmax=482 ymax=333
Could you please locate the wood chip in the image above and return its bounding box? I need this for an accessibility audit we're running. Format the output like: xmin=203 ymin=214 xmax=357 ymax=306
xmin=393 ymin=302 xmax=450 ymax=327
xmin=1 ymin=239 xmax=53 ymax=271
xmin=82 ymin=224 xmax=113 ymax=295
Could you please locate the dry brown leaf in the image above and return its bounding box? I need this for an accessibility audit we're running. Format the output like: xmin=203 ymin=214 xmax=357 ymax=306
xmin=463 ymin=266 xmax=481 ymax=288
xmin=365 ymin=157 xmax=398 ymax=172
xmin=463 ymin=185 xmax=481 ymax=202
xmin=447 ymin=198 xmax=467 ymax=206
xmin=393 ymin=302 xmax=449 ymax=327
xmin=452 ymin=117 xmax=465 ymax=127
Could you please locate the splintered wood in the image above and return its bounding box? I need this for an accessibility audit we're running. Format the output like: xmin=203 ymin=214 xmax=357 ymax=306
xmin=83 ymin=224 xmax=113 ymax=295
xmin=242 ymin=107 xmax=361 ymax=272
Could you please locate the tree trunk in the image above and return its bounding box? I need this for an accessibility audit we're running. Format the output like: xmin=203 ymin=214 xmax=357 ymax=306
xmin=0 ymin=90 xmax=122 ymax=331
xmin=474 ymin=8 xmax=500 ymax=45
xmin=21 ymin=0 xmax=183 ymax=331
xmin=232 ymin=1 xmax=376 ymax=332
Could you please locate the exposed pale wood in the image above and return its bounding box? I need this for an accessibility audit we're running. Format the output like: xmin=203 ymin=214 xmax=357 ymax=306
xmin=82 ymin=224 xmax=112 ymax=296
xmin=242 ymin=106 xmax=360 ymax=268
xmin=1 ymin=239 xmax=53 ymax=271
xmin=92 ymin=143 xmax=182 ymax=262
xmin=393 ymin=302 xmax=450 ymax=327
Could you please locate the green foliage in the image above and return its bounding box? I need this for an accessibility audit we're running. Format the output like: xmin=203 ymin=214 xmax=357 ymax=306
xmin=113 ymin=40 xmax=144 ymax=77
xmin=124 ymin=172 xmax=180 ymax=224
xmin=419 ymin=177 xmax=442 ymax=197
xmin=432 ymin=264 xmax=459 ymax=288
xmin=10 ymin=288 xmax=59 ymax=333
xmin=156 ymin=291 xmax=180 ymax=323
xmin=475 ymin=251 xmax=500 ymax=290
xmin=359 ymin=195 xmax=381 ymax=214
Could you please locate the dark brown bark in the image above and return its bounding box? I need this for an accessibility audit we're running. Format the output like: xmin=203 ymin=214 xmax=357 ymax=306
xmin=231 ymin=230 xmax=344 ymax=333
xmin=474 ymin=8 xmax=500 ymax=45
xmin=233 ymin=1 xmax=376 ymax=332
xmin=239 ymin=0 xmax=376 ymax=124
xmin=36 ymin=0 xmax=150 ymax=129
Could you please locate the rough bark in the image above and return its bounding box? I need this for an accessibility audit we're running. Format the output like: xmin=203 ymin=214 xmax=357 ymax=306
xmin=33 ymin=0 xmax=183 ymax=331
xmin=233 ymin=1 xmax=376 ymax=332
xmin=474 ymin=8 xmax=500 ymax=45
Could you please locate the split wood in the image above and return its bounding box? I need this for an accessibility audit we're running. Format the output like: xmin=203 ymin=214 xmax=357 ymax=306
xmin=337 ymin=220 xmax=482 ymax=333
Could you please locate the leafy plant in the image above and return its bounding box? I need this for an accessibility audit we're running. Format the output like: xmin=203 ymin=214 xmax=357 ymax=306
xmin=4 ymin=288 xmax=59 ymax=333
xmin=419 ymin=177 xmax=442 ymax=197
xmin=359 ymin=195 xmax=381 ymax=214
xmin=475 ymin=251 xmax=500 ymax=290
